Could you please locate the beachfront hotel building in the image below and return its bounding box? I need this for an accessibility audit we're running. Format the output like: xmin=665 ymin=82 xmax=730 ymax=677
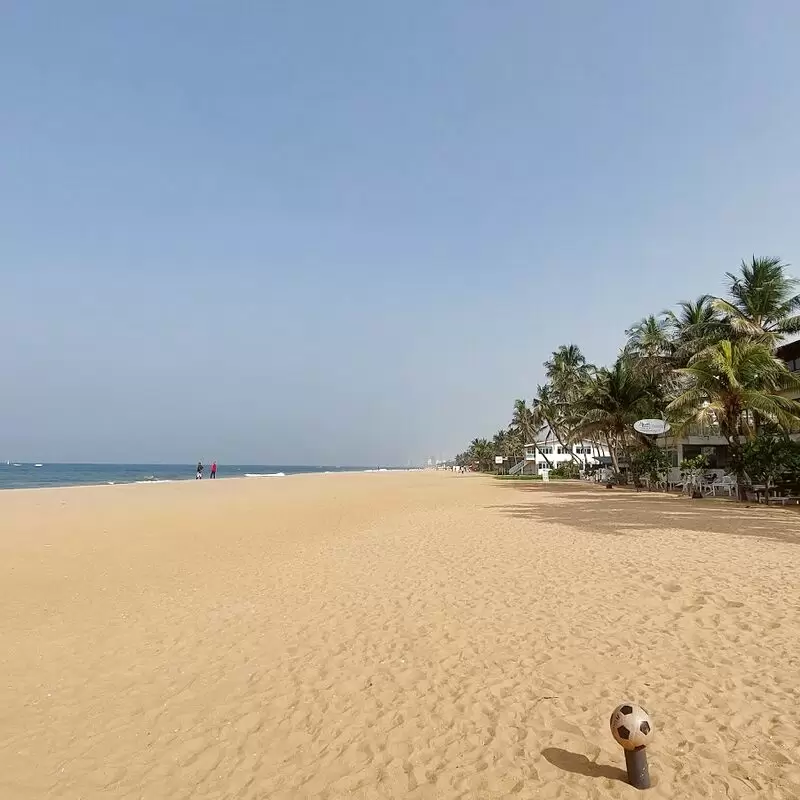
xmin=516 ymin=340 xmax=800 ymax=479
xmin=777 ymin=336 xmax=800 ymax=445
xmin=777 ymin=336 xmax=800 ymax=407
xmin=660 ymin=426 xmax=730 ymax=479
xmin=522 ymin=424 xmax=733 ymax=480
xmin=658 ymin=337 xmax=800 ymax=477
xmin=523 ymin=425 xmax=611 ymax=474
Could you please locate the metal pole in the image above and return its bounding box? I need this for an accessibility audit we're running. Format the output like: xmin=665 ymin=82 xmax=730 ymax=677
xmin=624 ymin=748 xmax=651 ymax=790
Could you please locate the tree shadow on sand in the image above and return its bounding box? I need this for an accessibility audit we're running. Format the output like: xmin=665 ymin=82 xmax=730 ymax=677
xmin=487 ymin=481 xmax=800 ymax=545
xmin=541 ymin=747 xmax=627 ymax=782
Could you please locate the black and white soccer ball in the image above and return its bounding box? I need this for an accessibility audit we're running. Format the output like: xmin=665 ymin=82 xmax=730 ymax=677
xmin=610 ymin=703 xmax=653 ymax=750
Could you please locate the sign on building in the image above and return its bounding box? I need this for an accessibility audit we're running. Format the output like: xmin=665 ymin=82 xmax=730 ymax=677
xmin=633 ymin=419 xmax=671 ymax=436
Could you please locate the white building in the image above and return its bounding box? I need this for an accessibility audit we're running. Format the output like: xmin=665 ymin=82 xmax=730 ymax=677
xmin=524 ymin=426 xmax=611 ymax=474
xmin=657 ymin=338 xmax=800 ymax=478
xmin=657 ymin=424 xmax=732 ymax=483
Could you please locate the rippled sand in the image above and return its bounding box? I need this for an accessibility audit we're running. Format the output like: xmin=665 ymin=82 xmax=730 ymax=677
xmin=1 ymin=473 xmax=799 ymax=799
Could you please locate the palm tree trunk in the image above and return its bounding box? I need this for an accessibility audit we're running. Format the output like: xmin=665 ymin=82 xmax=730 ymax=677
xmin=544 ymin=416 xmax=579 ymax=466
xmin=620 ymin=432 xmax=639 ymax=488
xmin=604 ymin=432 xmax=619 ymax=478
xmin=724 ymin=431 xmax=748 ymax=502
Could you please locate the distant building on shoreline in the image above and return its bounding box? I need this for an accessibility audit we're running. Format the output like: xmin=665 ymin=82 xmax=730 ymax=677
xmin=522 ymin=426 xmax=611 ymax=475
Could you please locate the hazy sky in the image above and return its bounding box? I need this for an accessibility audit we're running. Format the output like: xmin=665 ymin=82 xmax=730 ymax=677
xmin=2 ymin=2 xmax=800 ymax=464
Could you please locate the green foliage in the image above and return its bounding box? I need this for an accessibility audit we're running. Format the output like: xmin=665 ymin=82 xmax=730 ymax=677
xmin=742 ymin=433 xmax=800 ymax=488
xmin=455 ymin=256 xmax=800 ymax=499
xmin=664 ymin=295 xmax=724 ymax=364
xmin=550 ymin=461 xmax=580 ymax=479
xmin=455 ymin=438 xmax=496 ymax=472
xmin=678 ymin=454 xmax=709 ymax=496
xmin=669 ymin=339 xmax=800 ymax=444
xmin=572 ymin=357 xmax=663 ymax=442
xmin=510 ymin=399 xmax=535 ymax=450
xmin=630 ymin=447 xmax=672 ymax=486
xmin=680 ymin=454 xmax=708 ymax=474
xmin=713 ymin=256 xmax=800 ymax=343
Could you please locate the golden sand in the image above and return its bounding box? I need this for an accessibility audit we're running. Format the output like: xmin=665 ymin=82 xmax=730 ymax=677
xmin=1 ymin=472 xmax=799 ymax=799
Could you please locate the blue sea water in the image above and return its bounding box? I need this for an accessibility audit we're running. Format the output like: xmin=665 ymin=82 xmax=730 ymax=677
xmin=0 ymin=463 xmax=379 ymax=490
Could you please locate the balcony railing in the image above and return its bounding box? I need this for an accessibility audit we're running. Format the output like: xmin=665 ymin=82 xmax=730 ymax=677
xmin=680 ymin=424 xmax=723 ymax=438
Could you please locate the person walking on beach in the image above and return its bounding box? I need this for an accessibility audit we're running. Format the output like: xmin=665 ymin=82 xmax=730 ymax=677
xmin=196 ymin=461 xmax=204 ymax=480
xmin=210 ymin=461 xmax=217 ymax=479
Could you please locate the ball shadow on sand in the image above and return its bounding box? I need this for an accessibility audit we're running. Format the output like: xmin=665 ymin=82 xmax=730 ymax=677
xmin=542 ymin=747 xmax=627 ymax=783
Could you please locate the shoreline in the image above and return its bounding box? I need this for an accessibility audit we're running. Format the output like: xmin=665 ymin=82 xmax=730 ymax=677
xmin=0 ymin=466 xmax=422 ymax=494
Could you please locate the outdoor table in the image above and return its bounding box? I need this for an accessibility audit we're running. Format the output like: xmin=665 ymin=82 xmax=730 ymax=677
xmin=752 ymin=485 xmax=768 ymax=503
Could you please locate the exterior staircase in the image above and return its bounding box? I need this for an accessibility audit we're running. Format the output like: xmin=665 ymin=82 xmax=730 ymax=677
xmin=508 ymin=460 xmax=526 ymax=476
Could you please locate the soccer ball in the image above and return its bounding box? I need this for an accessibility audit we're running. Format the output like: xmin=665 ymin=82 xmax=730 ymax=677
xmin=610 ymin=703 xmax=653 ymax=751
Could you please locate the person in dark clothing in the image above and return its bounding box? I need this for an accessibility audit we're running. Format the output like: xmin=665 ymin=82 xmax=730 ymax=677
xmin=196 ymin=461 xmax=203 ymax=480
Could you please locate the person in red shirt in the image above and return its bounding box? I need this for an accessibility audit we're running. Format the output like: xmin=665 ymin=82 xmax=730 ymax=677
xmin=210 ymin=461 xmax=217 ymax=479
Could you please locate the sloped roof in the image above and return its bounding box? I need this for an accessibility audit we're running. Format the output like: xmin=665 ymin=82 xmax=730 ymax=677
xmin=777 ymin=335 xmax=800 ymax=357
xmin=524 ymin=425 xmax=596 ymax=447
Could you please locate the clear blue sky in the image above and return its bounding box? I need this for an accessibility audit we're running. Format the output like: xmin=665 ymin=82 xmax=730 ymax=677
xmin=2 ymin=1 xmax=799 ymax=464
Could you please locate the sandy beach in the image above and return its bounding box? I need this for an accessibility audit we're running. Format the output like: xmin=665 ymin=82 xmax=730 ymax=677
xmin=1 ymin=472 xmax=799 ymax=799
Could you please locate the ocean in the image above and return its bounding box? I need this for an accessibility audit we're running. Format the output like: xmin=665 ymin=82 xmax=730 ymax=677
xmin=0 ymin=463 xmax=383 ymax=491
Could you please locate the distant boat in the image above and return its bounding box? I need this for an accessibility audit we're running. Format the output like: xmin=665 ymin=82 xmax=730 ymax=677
xmin=34 ymin=464 xmax=43 ymax=468
xmin=12 ymin=463 xmax=21 ymax=467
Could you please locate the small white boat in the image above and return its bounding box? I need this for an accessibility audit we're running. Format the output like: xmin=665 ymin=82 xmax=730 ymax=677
xmin=34 ymin=464 xmax=43 ymax=468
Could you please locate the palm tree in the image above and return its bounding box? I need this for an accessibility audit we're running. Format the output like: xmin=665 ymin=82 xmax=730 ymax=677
xmin=492 ymin=429 xmax=504 ymax=449
xmin=664 ymin=294 xmax=724 ymax=365
xmin=539 ymin=345 xmax=595 ymax=465
xmin=504 ymin=426 xmax=524 ymax=466
xmin=531 ymin=384 xmax=572 ymax=466
xmin=510 ymin=399 xmax=536 ymax=467
xmin=668 ymin=339 xmax=800 ymax=494
xmin=625 ymin=315 xmax=672 ymax=359
xmin=510 ymin=400 xmax=535 ymax=444
xmin=467 ymin=438 xmax=495 ymax=472
xmin=544 ymin=344 xmax=591 ymax=397
xmin=624 ymin=314 xmax=674 ymax=386
xmin=572 ymin=357 xmax=663 ymax=477
xmin=492 ymin=428 xmax=513 ymax=460
xmin=454 ymin=256 xmax=800 ymax=490
xmin=713 ymin=256 xmax=800 ymax=344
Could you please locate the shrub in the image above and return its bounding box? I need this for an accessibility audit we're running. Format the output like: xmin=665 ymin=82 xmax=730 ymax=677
xmin=742 ymin=433 xmax=800 ymax=489
xmin=550 ymin=461 xmax=580 ymax=479
xmin=630 ymin=447 xmax=672 ymax=489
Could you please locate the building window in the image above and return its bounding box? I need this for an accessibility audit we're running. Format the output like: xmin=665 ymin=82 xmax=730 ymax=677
xmin=682 ymin=444 xmax=729 ymax=470
xmin=557 ymin=446 xmax=567 ymax=454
